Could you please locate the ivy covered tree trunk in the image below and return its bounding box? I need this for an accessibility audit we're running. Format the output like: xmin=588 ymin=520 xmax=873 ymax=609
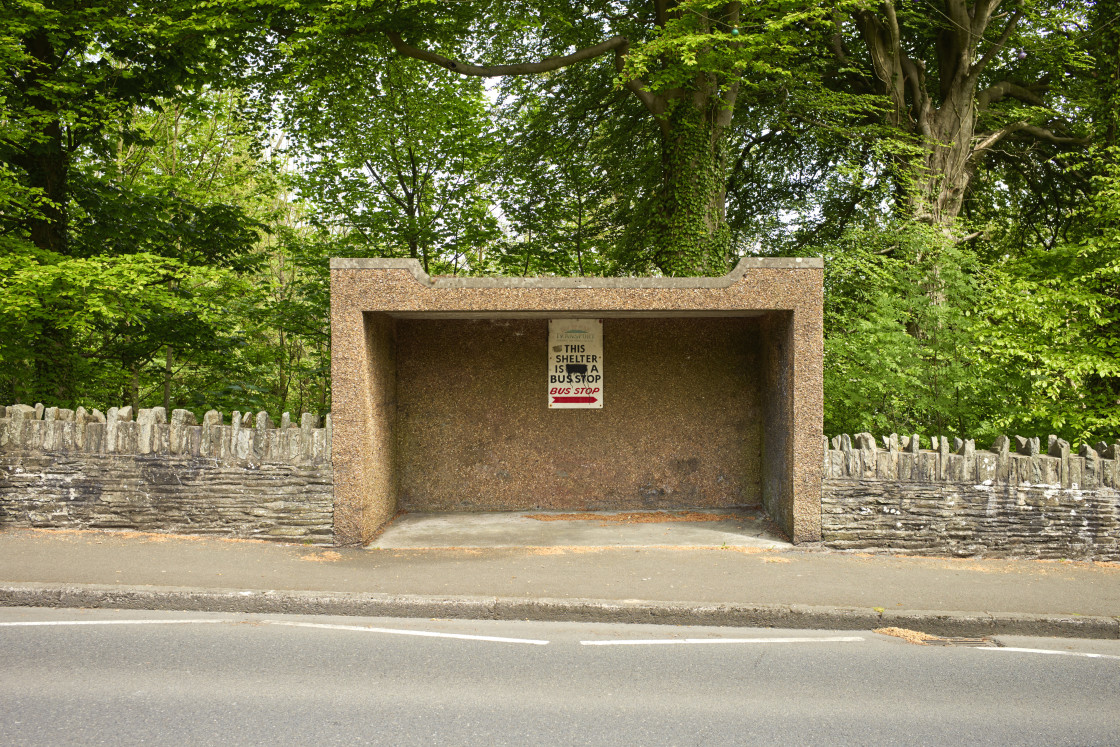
xmin=653 ymin=104 xmax=732 ymax=276
xmin=907 ymin=95 xmax=978 ymax=226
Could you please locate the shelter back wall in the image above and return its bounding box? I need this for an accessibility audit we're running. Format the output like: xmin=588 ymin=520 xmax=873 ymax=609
xmin=395 ymin=317 xmax=763 ymax=511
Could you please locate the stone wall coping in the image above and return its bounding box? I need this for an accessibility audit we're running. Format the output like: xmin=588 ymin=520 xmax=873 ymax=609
xmin=0 ymin=405 xmax=330 ymax=465
xmin=824 ymin=432 xmax=1120 ymax=490
xmin=329 ymin=256 xmax=824 ymax=288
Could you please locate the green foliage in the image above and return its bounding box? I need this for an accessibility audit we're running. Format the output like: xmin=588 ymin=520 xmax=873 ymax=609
xmin=973 ymin=147 xmax=1120 ymax=441
xmin=0 ymin=0 xmax=1116 ymax=447
xmin=821 ymin=221 xmax=998 ymax=440
xmin=0 ymin=80 xmax=330 ymax=417
xmin=280 ymin=42 xmax=499 ymax=274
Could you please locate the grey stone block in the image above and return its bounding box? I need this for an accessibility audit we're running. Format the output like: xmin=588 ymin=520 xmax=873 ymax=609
xmin=1047 ymin=437 xmax=1070 ymax=459
xmin=8 ymin=404 xmax=35 ymax=421
xmin=1084 ymin=450 xmax=1102 ymax=490
xmin=976 ymin=451 xmax=997 ymax=484
xmin=1068 ymin=457 xmax=1084 ymax=489
xmin=171 ymin=409 xmax=198 ymax=427
xmin=990 ymin=435 xmax=1010 ymax=454
xmin=877 ymin=450 xmax=897 ymax=480
xmin=137 ymin=407 xmax=167 ymax=426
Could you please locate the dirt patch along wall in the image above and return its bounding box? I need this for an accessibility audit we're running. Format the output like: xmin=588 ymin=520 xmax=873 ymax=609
xmin=394 ymin=317 xmax=764 ymax=512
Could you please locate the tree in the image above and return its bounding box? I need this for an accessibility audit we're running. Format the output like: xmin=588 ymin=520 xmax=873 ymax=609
xmin=486 ymin=64 xmax=624 ymax=276
xmin=280 ymin=36 xmax=499 ymax=274
xmin=821 ymin=221 xmax=1000 ymax=438
xmin=282 ymin=0 xmax=825 ymax=276
xmin=0 ymin=0 xmax=272 ymax=254
xmin=824 ymin=0 xmax=1093 ymax=229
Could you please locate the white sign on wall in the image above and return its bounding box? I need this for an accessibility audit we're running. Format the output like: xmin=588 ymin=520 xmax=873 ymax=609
xmin=548 ymin=319 xmax=603 ymax=409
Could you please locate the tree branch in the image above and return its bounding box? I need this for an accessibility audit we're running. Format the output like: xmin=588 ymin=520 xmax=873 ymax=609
xmin=944 ymin=0 xmax=972 ymax=48
xmin=969 ymin=7 xmax=1022 ymax=83
xmin=829 ymin=10 xmax=850 ymax=63
xmin=976 ymin=80 xmax=1044 ymax=110
xmin=900 ymin=55 xmax=931 ymax=134
xmin=364 ymin=161 xmax=407 ymax=211
xmin=1010 ymin=124 xmax=1090 ymax=146
xmin=386 ymin=30 xmax=666 ymax=129
xmin=970 ymin=0 xmax=1004 ymax=41
xmin=386 ymin=32 xmax=630 ymax=77
xmin=971 ymin=121 xmax=1089 ymax=160
xmin=611 ymin=42 xmax=664 ymax=123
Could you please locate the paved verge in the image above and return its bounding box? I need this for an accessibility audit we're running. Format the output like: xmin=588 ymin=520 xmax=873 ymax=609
xmin=0 ymin=529 xmax=1116 ymax=639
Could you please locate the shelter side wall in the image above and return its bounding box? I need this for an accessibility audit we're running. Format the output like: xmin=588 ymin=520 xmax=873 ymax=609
xmin=761 ymin=312 xmax=793 ymax=537
xmin=331 ymin=269 xmax=399 ymax=543
xmin=790 ymin=295 xmax=825 ymax=542
xmin=362 ymin=313 xmax=399 ymax=541
xmin=394 ymin=317 xmax=764 ymax=512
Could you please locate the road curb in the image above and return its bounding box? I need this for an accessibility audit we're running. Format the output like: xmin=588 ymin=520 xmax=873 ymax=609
xmin=1 ymin=582 xmax=1117 ymax=639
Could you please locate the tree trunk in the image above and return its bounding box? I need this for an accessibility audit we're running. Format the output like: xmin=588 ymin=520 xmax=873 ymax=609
xmin=14 ymin=30 xmax=70 ymax=254
xmin=163 ymin=345 xmax=173 ymax=413
xmin=1094 ymin=0 xmax=1120 ymax=147
xmin=907 ymin=90 xmax=978 ymax=226
xmin=650 ymin=90 xmax=734 ymax=276
xmin=129 ymin=364 xmax=140 ymax=413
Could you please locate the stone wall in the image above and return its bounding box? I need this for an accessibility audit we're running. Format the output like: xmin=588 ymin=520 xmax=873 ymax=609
xmin=822 ymin=433 xmax=1120 ymax=560
xmin=0 ymin=404 xmax=333 ymax=543
xmin=6 ymin=397 xmax=1117 ymax=559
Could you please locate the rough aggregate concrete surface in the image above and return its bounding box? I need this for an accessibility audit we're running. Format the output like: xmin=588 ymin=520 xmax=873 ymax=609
xmin=396 ymin=317 xmax=763 ymax=512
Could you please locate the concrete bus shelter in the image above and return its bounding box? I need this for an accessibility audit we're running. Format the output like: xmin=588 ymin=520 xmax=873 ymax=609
xmin=330 ymin=257 xmax=823 ymax=546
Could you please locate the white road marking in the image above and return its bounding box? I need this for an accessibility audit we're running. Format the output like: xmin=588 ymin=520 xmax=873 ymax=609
xmin=580 ymin=636 xmax=865 ymax=646
xmin=977 ymin=647 xmax=1120 ymax=661
xmin=265 ymin=621 xmax=550 ymax=645
xmin=0 ymin=619 xmax=226 ymax=627
xmin=0 ymin=617 xmax=551 ymax=644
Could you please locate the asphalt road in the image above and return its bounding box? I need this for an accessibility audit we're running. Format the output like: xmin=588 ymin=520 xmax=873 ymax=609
xmin=2 ymin=608 xmax=1118 ymax=745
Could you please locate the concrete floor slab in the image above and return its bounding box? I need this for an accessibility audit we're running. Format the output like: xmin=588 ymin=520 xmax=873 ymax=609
xmin=367 ymin=509 xmax=791 ymax=549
